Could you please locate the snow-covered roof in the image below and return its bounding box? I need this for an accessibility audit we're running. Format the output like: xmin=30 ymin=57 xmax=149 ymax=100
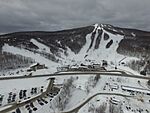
xmin=121 ymin=85 xmax=150 ymax=94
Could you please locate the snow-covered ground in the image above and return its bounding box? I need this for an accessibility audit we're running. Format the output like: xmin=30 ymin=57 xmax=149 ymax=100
xmin=0 ymin=24 xmax=149 ymax=113
xmin=30 ymin=38 xmax=51 ymax=54
xmin=1 ymin=24 xmax=142 ymax=78
xmin=0 ymin=70 xmax=150 ymax=113
xmin=0 ymin=77 xmax=49 ymax=107
xmin=60 ymin=74 xmax=150 ymax=113
xmin=2 ymin=44 xmax=59 ymax=71
xmin=60 ymin=24 xmax=139 ymax=69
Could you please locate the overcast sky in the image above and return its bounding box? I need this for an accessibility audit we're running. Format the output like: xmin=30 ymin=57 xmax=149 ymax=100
xmin=0 ymin=0 xmax=150 ymax=33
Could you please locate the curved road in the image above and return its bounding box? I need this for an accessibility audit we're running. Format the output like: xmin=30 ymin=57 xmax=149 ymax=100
xmin=61 ymin=92 xmax=133 ymax=113
xmin=0 ymin=79 xmax=54 ymax=113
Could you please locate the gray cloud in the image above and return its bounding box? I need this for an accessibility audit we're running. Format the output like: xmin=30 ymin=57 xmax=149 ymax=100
xmin=0 ymin=0 xmax=150 ymax=33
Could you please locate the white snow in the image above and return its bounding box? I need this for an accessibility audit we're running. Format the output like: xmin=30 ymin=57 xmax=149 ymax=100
xmin=63 ymin=89 xmax=87 ymax=111
xmin=30 ymin=38 xmax=51 ymax=53
xmin=1 ymin=24 xmax=149 ymax=113
xmin=0 ymin=77 xmax=49 ymax=93
xmin=131 ymin=32 xmax=136 ymax=37
xmin=2 ymin=44 xmax=59 ymax=73
xmin=58 ymin=24 xmax=140 ymax=75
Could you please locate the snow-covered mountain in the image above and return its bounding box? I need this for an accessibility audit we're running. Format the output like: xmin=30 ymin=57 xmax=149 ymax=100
xmin=1 ymin=24 xmax=150 ymax=113
xmin=0 ymin=23 xmax=150 ymax=74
